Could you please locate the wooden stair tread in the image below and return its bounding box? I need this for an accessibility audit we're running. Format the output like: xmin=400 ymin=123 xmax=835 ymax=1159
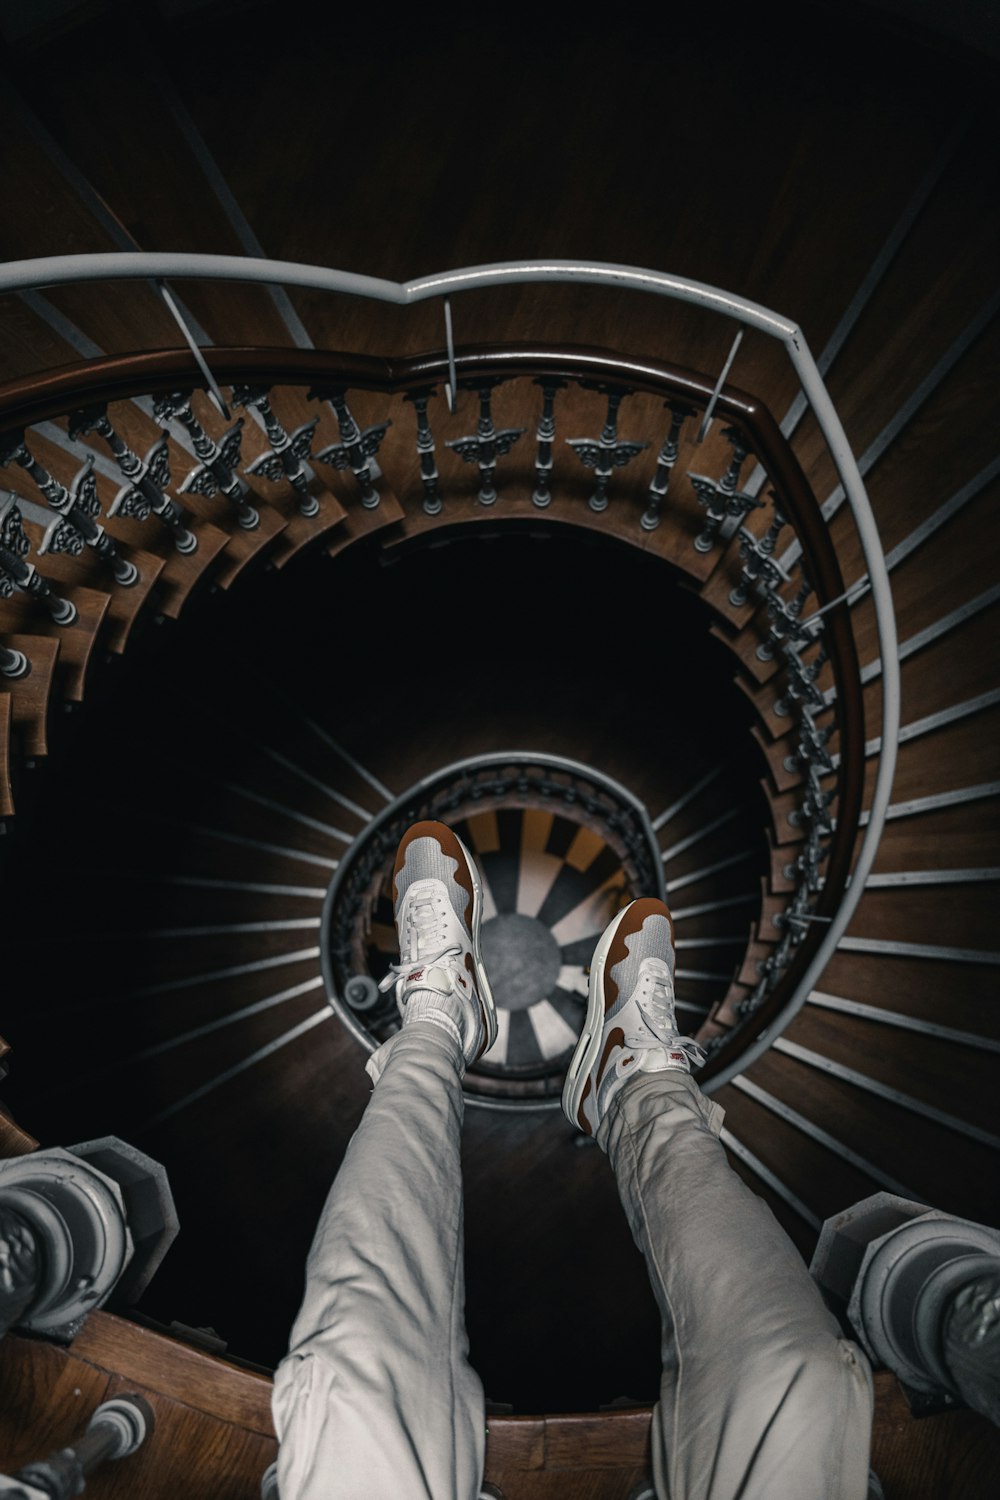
xmin=173 ymin=492 xmax=287 ymax=589
xmin=267 ymin=483 xmax=347 ymax=569
xmin=0 ymin=633 xmax=61 ymax=758
xmin=4 ymin=1316 xmax=996 ymax=1496
xmin=152 ymin=516 xmax=233 ymax=619
xmin=0 ymin=587 xmax=109 ymax=702
xmin=707 ymin=979 xmax=752 ymax=1030
xmin=326 ymin=483 xmax=406 ymax=558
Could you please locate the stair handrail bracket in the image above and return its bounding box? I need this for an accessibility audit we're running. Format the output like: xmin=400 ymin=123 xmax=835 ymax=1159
xmin=0 ymin=253 xmax=899 ymax=1083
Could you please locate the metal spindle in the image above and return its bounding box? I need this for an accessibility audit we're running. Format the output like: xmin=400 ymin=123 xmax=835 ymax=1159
xmin=69 ymin=404 xmax=197 ymax=554
xmin=0 ymin=492 xmax=77 ymax=624
xmin=155 ymin=391 xmax=260 ymax=530
xmin=690 ymin=426 xmax=760 ymax=552
xmin=404 ymin=389 xmax=442 ymax=514
xmin=232 ymin=386 xmax=322 ymax=518
xmin=566 ymin=385 xmax=647 ymax=513
xmin=446 ymin=379 xmax=525 ymax=506
xmin=756 ymin=572 xmax=815 ymax=661
xmin=0 ymin=641 xmax=30 ymax=679
xmin=532 ymin=378 xmax=566 ymax=508
xmin=641 ymin=401 xmax=693 ymax=531
xmin=10 ymin=1394 xmax=153 ymax=1498
xmin=312 ymin=388 xmax=391 ymax=510
xmin=0 ymin=434 xmax=138 ymax=586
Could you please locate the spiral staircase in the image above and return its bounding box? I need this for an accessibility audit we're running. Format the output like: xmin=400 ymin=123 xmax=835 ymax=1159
xmin=0 ymin=4 xmax=998 ymax=1497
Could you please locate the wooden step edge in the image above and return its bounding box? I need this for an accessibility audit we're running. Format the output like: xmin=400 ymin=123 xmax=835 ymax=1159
xmin=750 ymin=721 xmax=801 ymax=792
xmin=0 ymin=587 xmax=109 ymax=704
xmin=769 ymin=827 xmax=804 ymax=894
xmin=19 ymin=1311 xmax=661 ymax=1474
xmin=101 ymin=549 xmax=166 ymax=653
xmin=0 ymin=1093 xmax=40 ymax=1157
xmin=735 ymin=672 xmax=795 ymax=739
xmin=708 ymin=978 xmax=753 ymax=1029
xmin=709 ymin=618 xmax=780 ymax=685
xmin=267 ymin=482 xmax=347 ymax=570
xmin=376 ymin=483 xmax=723 ymax=588
xmin=0 ymin=633 xmax=61 ymax=759
xmin=150 ymin=516 xmax=232 ymax=620
xmin=737 ymin=934 xmax=773 ymax=988
xmin=209 ymin=502 xmax=289 ymax=590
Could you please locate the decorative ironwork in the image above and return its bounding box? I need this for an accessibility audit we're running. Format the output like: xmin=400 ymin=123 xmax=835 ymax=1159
xmin=690 ymin=426 xmax=761 ymax=552
xmin=404 ymin=389 xmax=442 ymax=515
xmin=0 ymin=492 xmax=77 ymax=623
xmin=0 ymin=435 xmax=138 ymax=586
xmin=311 ymin=388 xmax=390 ymax=510
xmin=566 ymin=386 xmax=647 ymax=513
xmin=532 ymin=378 xmax=566 ymax=509
xmin=69 ymin=406 xmax=197 ymax=555
xmin=641 ymin=401 xmax=694 ymax=531
xmin=232 ymin=385 xmax=322 ymax=518
xmin=445 ymin=380 xmax=525 ymax=506
xmin=155 ymin=391 xmax=260 ymax=530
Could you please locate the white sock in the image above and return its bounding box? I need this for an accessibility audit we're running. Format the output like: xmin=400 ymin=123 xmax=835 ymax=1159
xmin=402 ymin=986 xmax=466 ymax=1053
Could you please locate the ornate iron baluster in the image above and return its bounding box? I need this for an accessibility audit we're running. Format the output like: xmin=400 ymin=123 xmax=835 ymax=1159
xmin=0 ymin=433 xmax=139 ymax=587
xmin=68 ymin=405 xmax=197 ymax=554
xmin=641 ymin=401 xmax=694 ymax=531
xmin=690 ymin=426 xmax=761 ymax=552
xmin=730 ymin=529 xmax=778 ymax=608
xmin=404 ymin=389 xmax=442 ymax=514
xmin=311 ymin=388 xmax=391 ymax=510
xmin=757 ymin=575 xmax=814 ymax=661
xmin=789 ymin=763 xmax=836 ymax=836
xmin=0 ymin=492 xmax=77 ymax=624
xmin=784 ymin=707 xmax=835 ymax=777
xmin=154 ymin=391 xmax=260 ymax=530
xmin=729 ymin=505 xmax=788 ymax=606
xmin=231 ymin=386 xmax=322 ymax=518
xmin=774 ymin=642 xmax=829 ymax=717
xmin=445 ymin=380 xmax=525 ymax=506
xmin=532 ymin=378 xmax=566 ymax=509
xmin=566 ymin=386 xmax=647 ymax=513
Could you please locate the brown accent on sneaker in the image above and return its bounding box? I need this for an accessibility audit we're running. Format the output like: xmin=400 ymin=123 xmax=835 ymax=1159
xmin=602 ymin=898 xmax=676 ymax=1013
xmin=596 ymin=1026 xmax=625 ymax=1086
xmin=393 ymin=819 xmax=475 ymax=928
xmin=577 ymin=1075 xmax=593 ymax=1133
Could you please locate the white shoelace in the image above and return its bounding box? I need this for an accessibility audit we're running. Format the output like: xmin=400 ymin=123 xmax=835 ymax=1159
xmin=377 ymin=886 xmax=464 ymax=1000
xmin=377 ymin=942 xmax=463 ymax=998
xmin=624 ymin=958 xmax=707 ymax=1066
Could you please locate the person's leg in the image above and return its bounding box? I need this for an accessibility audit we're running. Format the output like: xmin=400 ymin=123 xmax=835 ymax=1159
xmin=601 ymin=1069 xmax=873 ymax=1500
xmin=272 ymin=821 xmax=498 ymax=1500
xmin=272 ymin=1020 xmax=485 ymax=1500
xmin=564 ymin=898 xmax=873 ymax=1500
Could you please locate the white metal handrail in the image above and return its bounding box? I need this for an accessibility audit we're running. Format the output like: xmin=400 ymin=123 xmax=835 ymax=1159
xmin=0 ymin=252 xmax=900 ymax=1090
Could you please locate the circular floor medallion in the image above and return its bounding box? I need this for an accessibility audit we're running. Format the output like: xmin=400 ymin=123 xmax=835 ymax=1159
xmin=321 ymin=753 xmax=666 ymax=1109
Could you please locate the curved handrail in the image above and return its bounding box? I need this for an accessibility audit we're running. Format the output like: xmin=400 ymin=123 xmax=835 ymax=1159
xmin=0 ymin=253 xmax=900 ymax=1089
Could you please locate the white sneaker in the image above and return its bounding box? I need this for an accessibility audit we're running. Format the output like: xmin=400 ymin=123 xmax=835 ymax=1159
xmin=376 ymin=820 xmax=498 ymax=1067
xmin=562 ymin=897 xmax=706 ymax=1136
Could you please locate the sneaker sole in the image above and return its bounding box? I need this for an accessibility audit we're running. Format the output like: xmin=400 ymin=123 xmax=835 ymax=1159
xmin=455 ymin=829 xmax=499 ymax=1057
xmin=561 ymin=899 xmax=638 ymax=1129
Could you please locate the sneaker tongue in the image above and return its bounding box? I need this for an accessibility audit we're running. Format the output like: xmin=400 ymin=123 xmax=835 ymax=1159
xmin=416 ymin=965 xmax=455 ymax=994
